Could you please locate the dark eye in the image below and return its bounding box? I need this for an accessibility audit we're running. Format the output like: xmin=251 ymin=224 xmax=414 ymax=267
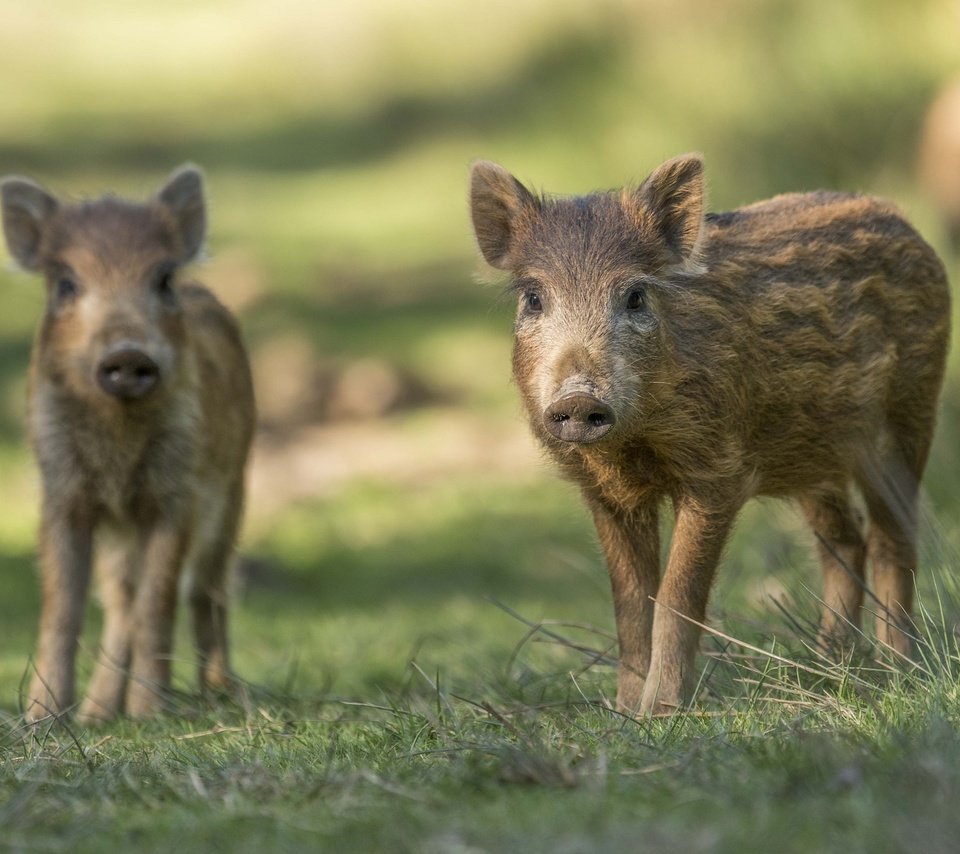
xmin=525 ymin=291 xmax=543 ymax=313
xmin=56 ymin=277 xmax=78 ymax=301
xmin=626 ymin=288 xmax=646 ymax=311
xmin=154 ymin=268 xmax=177 ymax=302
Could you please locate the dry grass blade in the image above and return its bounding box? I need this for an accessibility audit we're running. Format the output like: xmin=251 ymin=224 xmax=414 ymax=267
xmin=652 ymin=598 xmax=876 ymax=690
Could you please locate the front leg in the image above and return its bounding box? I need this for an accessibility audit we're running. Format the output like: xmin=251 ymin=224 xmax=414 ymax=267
xmin=588 ymin=496 xmax=660 ymax=715
xmin=27 ymin=501 xmax=94 ymax=722
xmin=77 ymin=536 xmax=136 ymax=725
xmin=126 ymin=519 xmax=190 ymax=718
xmin=641 ymin=496 xmax=739 ymax=715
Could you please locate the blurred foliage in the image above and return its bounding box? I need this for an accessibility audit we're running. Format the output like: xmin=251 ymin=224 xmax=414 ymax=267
xmin=0 ymin=0 xmax=959 ymax=709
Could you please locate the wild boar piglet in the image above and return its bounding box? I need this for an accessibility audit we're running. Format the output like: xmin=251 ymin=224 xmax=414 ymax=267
xmin=470 ymin=154 xmax=950 ymax=714
xmin=2 ymin=166 xmax=255 ymax=723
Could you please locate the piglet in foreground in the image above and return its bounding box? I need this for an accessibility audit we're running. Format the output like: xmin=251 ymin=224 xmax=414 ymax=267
xmin=2 ymin=166 xmax=255 ymax=723
xmin=470 ymin=154 xmax=950 ymax=715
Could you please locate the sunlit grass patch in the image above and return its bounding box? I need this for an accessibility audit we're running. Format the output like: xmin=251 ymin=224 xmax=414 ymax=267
xmin=6 ymin=581 xmax=960 ymax=852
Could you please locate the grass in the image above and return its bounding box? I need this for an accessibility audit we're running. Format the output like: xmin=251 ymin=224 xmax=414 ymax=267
xmin=5 ymin=590 xmax=960 ymax=853
xmin=4 ymin=0 xmax=960 ymax=850
xmin=5 ymin=472 xmax=960 ymax=852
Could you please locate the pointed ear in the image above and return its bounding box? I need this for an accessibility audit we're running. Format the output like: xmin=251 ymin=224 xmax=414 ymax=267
xmin=1 ymin=177 xmax=58 ymax=271
xmin=634 ymin=154 xmax=705 ymax=265
xmin=469 ymin=161 xmax=538 ymax=269
xmin=157 ymin=164 xmax=206 ymax=262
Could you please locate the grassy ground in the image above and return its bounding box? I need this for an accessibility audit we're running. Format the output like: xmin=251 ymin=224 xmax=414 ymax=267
xmin=3 ymin=0 xmax=960 ymax=850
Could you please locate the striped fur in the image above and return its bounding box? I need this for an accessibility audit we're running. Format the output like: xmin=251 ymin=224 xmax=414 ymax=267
xmin=471 ymin=154 xmax=950 ymax=715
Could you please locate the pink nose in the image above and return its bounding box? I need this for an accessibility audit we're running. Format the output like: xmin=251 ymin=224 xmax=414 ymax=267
xmin=543 ymin=393 xmax=615 ymax=443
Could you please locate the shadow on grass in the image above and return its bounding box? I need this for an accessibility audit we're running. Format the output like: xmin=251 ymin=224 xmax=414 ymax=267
xmin=0 ymin=480 xmax=604 ymax=709
xmin=240 ymin=478 xmax=601 ymax=617
xmin=0 ymin=335 xmax=32 ymax=443
xmin=0 ymin=550 xmax=40 ymax=707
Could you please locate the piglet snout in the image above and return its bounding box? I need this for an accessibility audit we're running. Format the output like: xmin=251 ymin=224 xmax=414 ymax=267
xmin=543 ymin=393 xmax=616 ymax=443
xmin=96 ymin=346 xmax=160 ymax=400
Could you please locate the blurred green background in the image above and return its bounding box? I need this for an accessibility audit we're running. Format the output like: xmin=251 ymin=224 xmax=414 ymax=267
xmin=1 ymin=0 xmax=959 ymax=708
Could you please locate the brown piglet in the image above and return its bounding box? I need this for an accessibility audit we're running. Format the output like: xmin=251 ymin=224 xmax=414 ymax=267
xmin=470 ymin=154 xmax=950 ymax=715
xmin=2 ymin=166 xmax=255 ymax=723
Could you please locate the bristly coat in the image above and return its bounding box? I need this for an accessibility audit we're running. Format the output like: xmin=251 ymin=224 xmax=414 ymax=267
xmin=470 ymin=154 xmax=950 ymax=714
xmin=2 ymin=167 xmax=255 ymax=723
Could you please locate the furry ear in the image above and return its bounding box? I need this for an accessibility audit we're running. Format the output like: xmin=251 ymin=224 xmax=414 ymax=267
xmin=469 ymin=161 xmax=538 ymax=269
xmin=156 ymin=164 xmax=206 ymax=262
xmin=1 ymin=177 xmax=58 ymax=271
xmin=634 ymin=154 xmax=705 ymax=265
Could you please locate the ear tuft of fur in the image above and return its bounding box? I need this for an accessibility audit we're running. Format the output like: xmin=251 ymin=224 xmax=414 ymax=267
xmin=157 ymin=164 xmax=206 ymax=262
xmin=1 ymin=177 xmax=59 ymax=270
xmin=469 ymin=161 xmax=538 ymax=270
xmin=634 ymin=154 xmax=706 ymax=268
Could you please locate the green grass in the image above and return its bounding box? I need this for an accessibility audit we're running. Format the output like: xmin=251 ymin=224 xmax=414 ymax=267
xmin=6 ymin=596 xmax=960 ymax=853
xmin=4 ymin=0 xmax=960 ymax=850
xmin=5 ymin=471 xmax=960 ymax=852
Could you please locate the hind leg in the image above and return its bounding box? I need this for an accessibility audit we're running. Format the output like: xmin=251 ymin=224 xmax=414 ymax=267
xmin=859 ymin=450 xmax=924 ymax=657
xmin=189 ymin=546 xmax=233 ymax=693
xmin=800 ymin=489 xmax=867 ymax=652
xmin=188 ymin=487 xmax=243 ymax=694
